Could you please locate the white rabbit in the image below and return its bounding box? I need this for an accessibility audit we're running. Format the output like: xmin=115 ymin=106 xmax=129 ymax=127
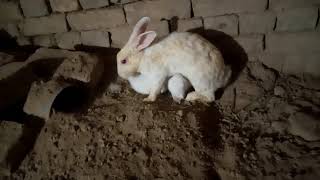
xmin=168 ymin=73 xmax=191 ymax=103
xmin=117 ymin=17 xmax=231 ymax=103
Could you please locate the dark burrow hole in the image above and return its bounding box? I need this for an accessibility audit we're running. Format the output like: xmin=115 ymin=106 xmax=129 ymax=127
xmin=52 ymin=86 xmax=90 ymax=113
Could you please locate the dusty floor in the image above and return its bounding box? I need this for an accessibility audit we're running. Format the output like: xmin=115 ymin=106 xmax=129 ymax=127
xmin=1 ymin=61 xmax=320 ymax=180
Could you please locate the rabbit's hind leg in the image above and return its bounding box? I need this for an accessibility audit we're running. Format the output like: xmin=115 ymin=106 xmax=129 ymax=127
xmin=185 ymin=90 xmax=215 ymax=103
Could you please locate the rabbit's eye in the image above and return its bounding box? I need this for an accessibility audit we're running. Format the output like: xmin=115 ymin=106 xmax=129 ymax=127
xmin=121 ymin=59 xmax=127 ymax=64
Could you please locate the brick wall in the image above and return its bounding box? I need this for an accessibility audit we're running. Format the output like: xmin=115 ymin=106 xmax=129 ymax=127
xmin=0 ymin=0 xmax=319 ymax=76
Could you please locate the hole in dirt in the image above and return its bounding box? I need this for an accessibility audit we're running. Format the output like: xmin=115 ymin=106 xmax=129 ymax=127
xmin=52 ymin=86 xmax=89 ymax=113
xmin=197 ymin=104 xmax=222 ymax=149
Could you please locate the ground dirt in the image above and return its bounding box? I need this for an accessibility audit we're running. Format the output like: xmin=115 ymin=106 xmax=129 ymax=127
xmin=0 ymin=61 xmax=320 ymax=180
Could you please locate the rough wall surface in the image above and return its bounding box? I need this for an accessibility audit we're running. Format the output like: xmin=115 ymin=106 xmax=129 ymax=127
xmin=0 ymin=0 xmax=319 ymax=76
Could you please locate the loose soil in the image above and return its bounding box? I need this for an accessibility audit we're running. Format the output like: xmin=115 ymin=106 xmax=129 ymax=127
xmin=1 ymin=61 xmax=320 ymax=180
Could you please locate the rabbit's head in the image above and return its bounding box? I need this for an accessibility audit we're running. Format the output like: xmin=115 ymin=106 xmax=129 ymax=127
xmin=117 ymin=17 xmax=157 ymax=79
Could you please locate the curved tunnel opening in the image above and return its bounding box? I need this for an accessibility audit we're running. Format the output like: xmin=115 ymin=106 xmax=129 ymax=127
xmin=51 ymin=86 xmax=90 ymax=113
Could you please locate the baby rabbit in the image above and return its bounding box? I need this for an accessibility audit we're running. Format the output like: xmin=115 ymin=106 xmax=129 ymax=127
xmin=168 ymin=74 xmax=192 ymax=103
xmin=128 ymin=73 xmax=191 ymax=103
xmin=117 ymin=17 xmax=231 ymax=102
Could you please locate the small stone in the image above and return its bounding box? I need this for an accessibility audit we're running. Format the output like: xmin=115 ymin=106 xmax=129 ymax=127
xmin=116 ymin=115 xmax=126 ymax=122
xmin=107 ymin=83 xmax=122 ymax=93
xmin=274 ymin=86 xmax=286 ymax=97
xmin=271 ymin=121 xmax=288 ymax=133
xmin=177 ymin=110 xmax=183 ymax=117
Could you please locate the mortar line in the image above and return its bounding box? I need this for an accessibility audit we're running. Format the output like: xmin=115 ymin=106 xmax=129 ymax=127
xmin=316 ymin=8 xmax=320 ymax=29
xmin=262 ymin=34 xmax=266 ymax=50
xmin=273 ymin=17 xmax=277 ymax=31
xmin=122 ymin=6 xmax=128 ymax=24
xmin=190 ymin=0 xmax=194 ymax=18
xmin=45 ymin=0 xmax=53 ymax=14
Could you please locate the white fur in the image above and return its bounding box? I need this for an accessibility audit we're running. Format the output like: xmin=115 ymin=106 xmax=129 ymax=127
xmin=128 ymin=73 xmax=167 ymax=95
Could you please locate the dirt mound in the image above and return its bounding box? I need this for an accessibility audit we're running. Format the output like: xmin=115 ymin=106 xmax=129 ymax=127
xmin=1 ymin=61 xmax=320 ymax=180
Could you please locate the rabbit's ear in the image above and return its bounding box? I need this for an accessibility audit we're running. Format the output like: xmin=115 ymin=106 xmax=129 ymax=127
xmin=135 ymin=31 xmax=157 ymax=51
xmin=128 ymin=17 xmax=151 ymax=44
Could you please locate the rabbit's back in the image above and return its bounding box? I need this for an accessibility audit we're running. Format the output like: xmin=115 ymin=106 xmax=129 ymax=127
xmin=143 ymin=32 xmax=228 ymax=89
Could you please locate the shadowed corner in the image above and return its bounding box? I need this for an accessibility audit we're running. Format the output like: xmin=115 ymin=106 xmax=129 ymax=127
xmin=167 ymin=18 xmax=249 ymax=100
xmin=70 ymin=45 xmax=120 ymax=109
xmin=0 ymin=29 xmax=39 ymax=60
xmin=4 ymin=115 xmax=45 ymax=173
xmin=187 ymin=28 xmax=248 ymax=85
xmin=172 ymin=19 xmax=249 ymax=99
xmin=185 ymin=103 xmax=222 ymax=180
xmin=0 ymin=29 xmax=17 ymax=50
xmin=74 ymin=45 xmax=120 ymax=94
xmin=206 ymin=168 xmax=222 ymax=180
